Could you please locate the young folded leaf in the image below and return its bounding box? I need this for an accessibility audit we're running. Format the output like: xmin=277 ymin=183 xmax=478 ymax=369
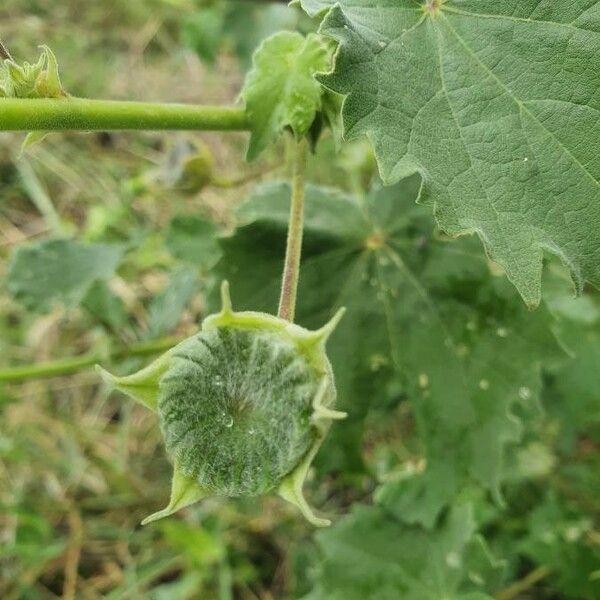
xmin=0 ymin=45 xmax=65 ymax=99
xmin=242 ymin=32 xmax=332 ymax=159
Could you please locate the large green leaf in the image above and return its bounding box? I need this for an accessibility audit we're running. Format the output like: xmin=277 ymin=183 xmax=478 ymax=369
xmin=7 ymin=238 xmax=123 ymax=313
xmin=213 ymin=178 xmax=562 ymax=524
xmin=300 ymin=0 xmax=600 ymax=307
xmin=305 ymin=495 xmax=502 ymax=600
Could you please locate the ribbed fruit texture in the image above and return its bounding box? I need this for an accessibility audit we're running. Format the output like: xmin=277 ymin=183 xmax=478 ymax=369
xmin=159 ymin=326 xmax=320 ymax=496
xmin=97 ymin=282 xmax=346 ymax=525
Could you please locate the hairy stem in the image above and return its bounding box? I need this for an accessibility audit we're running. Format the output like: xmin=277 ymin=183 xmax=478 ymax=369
xmin=0 ymin=98 xmax=249 ymax=131
xmin=278 ymin=138 xmax=308 ymax=322
xmin=0 ymin=336 xmax=180 ymax=383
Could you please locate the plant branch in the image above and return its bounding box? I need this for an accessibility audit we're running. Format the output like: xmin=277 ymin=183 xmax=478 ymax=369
xmin=0 ymin=336 xmax=180 ymax=383
xmin=496 ymin=565 xmax=552 ymax=600
xmin=62 ymin=505 xmax=83 ymax=600
xmin=0 ymin=39 xmax=12 ymax=60
xmin=0 ymin=98 xmax=249 ymax=132
xmin=211 ymin=159 xmax=285 ymax=189
xmin=278 ymin=137 xmax=308 ymax=322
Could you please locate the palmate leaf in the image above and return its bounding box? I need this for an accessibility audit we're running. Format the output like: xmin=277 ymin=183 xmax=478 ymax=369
xmin=213 ymin=179 xmax=562 ymax=525
xmin=300 ymin=0 xmax=600 ymax=307
xmin=7 ymin=239 xmax=123 ymax=313
xmin=305 ymin=495 xmax=503 ymax=600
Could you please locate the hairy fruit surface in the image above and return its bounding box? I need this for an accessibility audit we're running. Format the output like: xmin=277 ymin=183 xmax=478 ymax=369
xmin=98 ymin=283 xmax=345 ymax=526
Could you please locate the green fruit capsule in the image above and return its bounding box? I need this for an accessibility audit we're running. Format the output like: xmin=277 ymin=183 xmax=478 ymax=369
xmin=98 ymin=282 xmax=346 ymax=526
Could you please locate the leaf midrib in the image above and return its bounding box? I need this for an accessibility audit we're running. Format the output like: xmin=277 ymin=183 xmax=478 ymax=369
xmin=430 ymin=18 xmax=504 ymax=231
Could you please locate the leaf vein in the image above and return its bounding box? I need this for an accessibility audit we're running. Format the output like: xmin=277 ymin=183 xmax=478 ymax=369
xmin=440 ymin=13 xmax=600 ymax=190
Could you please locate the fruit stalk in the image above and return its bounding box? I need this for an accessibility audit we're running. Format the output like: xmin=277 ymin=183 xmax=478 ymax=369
xmin=278 ymin=137 xmax=308 ymax=322
xmin=0 ymin=336 xmax=180 ymax=382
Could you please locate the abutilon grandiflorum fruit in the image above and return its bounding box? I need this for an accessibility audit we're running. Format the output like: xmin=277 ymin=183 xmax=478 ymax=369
xmin=98 ymin=282 xmax=346 ymax=526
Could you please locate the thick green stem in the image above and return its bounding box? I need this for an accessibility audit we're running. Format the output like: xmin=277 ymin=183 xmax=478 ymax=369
xmin=0 ymin=336 xmax=180 ymax=383
xmin=0 ymin=98 xmax=249 ymax=131
xmin=278 ymin=138 xmax=308 ymax=322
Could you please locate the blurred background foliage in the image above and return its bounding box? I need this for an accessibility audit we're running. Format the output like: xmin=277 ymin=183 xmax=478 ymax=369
xmin=0 ymin=1 xmax=598 ymax=599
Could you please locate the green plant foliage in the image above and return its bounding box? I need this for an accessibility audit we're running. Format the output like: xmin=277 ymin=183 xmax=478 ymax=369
xmin=165 ymin=213 xmax=222 ymax=270
xmin=81 ymin=279 xmax=129 ymax=331
xmin=0 ymin=45 xmax=65 ymax=98
xmin=520 ymin=493 xmax=600 ymax=599
xmin=181 ymin=6 xmax=226 ymax=65
xmin=242 ymin=32 xmax=332 ymax=159
xmin=226 ymin=2 xmax=309 ymax=69
xmin=145 ymin=266 xmax=198 ymax=338
xmin=548 ymin=324 xmax=600 ymax=441
xmin=1 ymin=3 xmax=599 ymax=597
xmin=214 ymin=179 xmax=563 ymax=524
xmin=300 ymin=0 xmax=600 ymax=308
xmin=7 ymin=238 xmax=124 ymax=313
xmin=305 ymin=493 xmax=503 ymax=600
xmin=0 ymin=506 xmax=68 ymax=580
xmin=182 ymin=1 xmax=312 ymax=70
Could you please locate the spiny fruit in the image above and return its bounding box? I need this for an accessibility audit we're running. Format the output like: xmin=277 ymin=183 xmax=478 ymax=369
xmin=98 ymin=282 xmax=346 ymax=526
